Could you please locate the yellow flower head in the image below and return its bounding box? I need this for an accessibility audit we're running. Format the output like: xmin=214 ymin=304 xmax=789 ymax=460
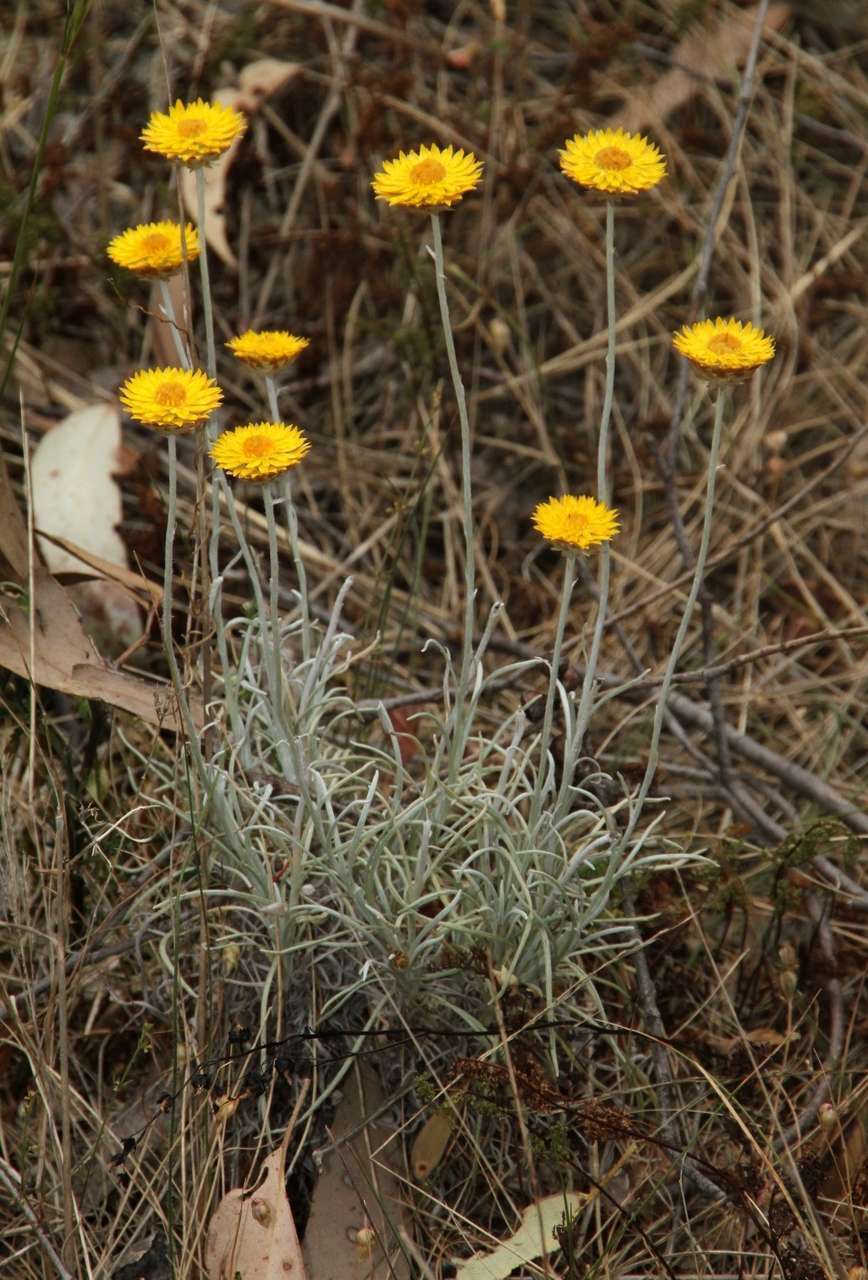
xmin=140 ymin=98 xmax=246 ymax=168
xmin=210 ymin=422 xmax=311 ymax=483
xmin=559 ymin=128 xmax=666 ymax=196
xmin=107 ymin=220 xmax=200 ymax=278
xmin=226 ymin=330 xmax=310 ymax=372
xmin=119 ymin=368 xmax=223 ymax=433
xmin=372 ymin=143 xmax=483 ymax=210
xmin=532 ymin=495 xmax=620 ymax=553
xmin=672 ymin=317 xmax=776 ymax=380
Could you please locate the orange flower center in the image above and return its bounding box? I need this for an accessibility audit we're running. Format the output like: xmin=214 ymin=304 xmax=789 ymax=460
xmin=708 ymin=333 xmax=742 ymax=355
xmin=141 ymin=233 xmax=170 ymax=254
xmin=565 ymin=512 xmax=590 ymax=534
xmin=594 ymin=146 xmax=631 ymax=171
xmin=177 ymin=118 xmax=208 ymax=139
xmin=410 ymin=158 xmax=447 ymax=185
xmin=242 ymin=435 xmax=275 ymax=458
xmin=155 ymin=380 xmax=187 ymax=407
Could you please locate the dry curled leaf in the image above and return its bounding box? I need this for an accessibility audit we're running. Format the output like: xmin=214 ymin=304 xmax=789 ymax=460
xmin=205 ymin=1127 xmax=306 ymax=1280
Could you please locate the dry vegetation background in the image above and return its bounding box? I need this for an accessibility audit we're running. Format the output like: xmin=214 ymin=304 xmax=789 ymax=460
xmin=1 ymin=1 xmax=867 ymax=1278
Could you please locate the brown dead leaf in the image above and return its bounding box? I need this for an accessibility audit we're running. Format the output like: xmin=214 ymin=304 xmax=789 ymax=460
xmin=0 ymin=448 xmax=29 ymax=579
xmin=820 ymin=1109 xmax=867 ymax=1207
xmin=36 ymin=530 xmax=162 ymax=608
xmin=743 ymin=1027 xmax=791 ymax=1048
xmin=611 ymin=3 xmax=790 ymax=133
xmin=303 ymin=1062 xmax=410 ymax=1280
xmin=0 ymin=566 xmax=198 ymax=733
xmin=180 ymin=60 xmax=299 ymax=269
xmin=205 ymin=1115 xmax=307 ymax=1280
xmin=0 ymin=443 xmax=197 ymax=732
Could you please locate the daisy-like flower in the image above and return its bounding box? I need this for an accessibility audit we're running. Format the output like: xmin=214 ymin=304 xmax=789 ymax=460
xmin=372 ymin=142 xmax=483 ymax=210
xmin=672 ymin=317 xmax=776 ymax=380
xmin=140 ymin=98 xmax=246 ymax=168
xmin=119 ymin=368 xmax=223 ymax=433
xmin=532 ymin=495 xmax=620 ymax=553
xmin=210 ymin=421 xmax=311 ymax=483
xmin=107 ymin=220 xmax=200 ymax=278
xmin=559 ymin=128 xmax=666 ymax=196
xmin=226 ymin=330 xmax=310 ymax=372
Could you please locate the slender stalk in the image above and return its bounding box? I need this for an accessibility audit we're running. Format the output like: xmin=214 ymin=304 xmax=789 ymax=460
xmin=284 ymin=474 xmax=312 ymax=663
xmin=264 ymin=375 xmax=311 ymax=660
xmin=556 ymin=200 xmax=617 ymax=817
xmin=529 ymin=551 xmax=577 ymax=829
xmin=195 ymin=169 xmax=217 ymax=381
xmin=161 ymin=436 xmax=196 ymax=735
xmin=618 ymin=386 xmax=729 ymax=846
xmin=264 ymin=482 xmax=283 ymax=716
xmin=158 ymin=279 xmax=191 ymax=368
xmin=264 ymin=372 xmax=280 ymax=423
xmin=430 ymin=212 xmax=476 ymax=701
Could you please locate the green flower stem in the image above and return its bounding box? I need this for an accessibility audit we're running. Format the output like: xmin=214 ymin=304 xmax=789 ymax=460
xmin=430 ymin=212 xmax=476 ymax=757
xmin=188 ymin=166 xmax=234 ymax=756
xmin=263 ymin=482 xmax=283 ymax=716
xmin=264 ymin=372 xmax=280 ymax=422
xmin=264 ymin=374 xmax=311 ymax=662
xmin=529 ymin=551 xmax=577 ymax=829
xmin=617 ymin=386 xmax=729 ymax=848
xmin=161 ymin=438 xmax=203 ymax=750
xmin=195 ymin=169 xmax=217 ymax=381
xmin=555 ymin=200 xmax=617 ymax=819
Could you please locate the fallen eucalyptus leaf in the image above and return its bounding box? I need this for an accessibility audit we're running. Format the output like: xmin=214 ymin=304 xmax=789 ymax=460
xmin=454 ymin=1193 xmax=587 ymax=1280
xmin=205 ymin=1123 xmax=306 ymax=1280
xmin=303 ymin=1063 xmax=410 ymax=1280
xmin=31 ymin=402 xmax=143 ymax=655
xmin=411 ymin=1109 xmax=454 ymax=1181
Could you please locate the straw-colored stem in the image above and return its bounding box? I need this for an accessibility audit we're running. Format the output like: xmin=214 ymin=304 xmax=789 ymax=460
xmin=430 ymin=213 xmax=476 ymax=701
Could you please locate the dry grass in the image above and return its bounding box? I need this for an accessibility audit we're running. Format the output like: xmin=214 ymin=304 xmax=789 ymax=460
xmin=1 ymin=2 xmax=867 ymax=1278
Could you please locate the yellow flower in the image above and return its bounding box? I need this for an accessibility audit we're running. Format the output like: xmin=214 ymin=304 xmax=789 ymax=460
xmin=107 ymin=220 xmax=200 ymax=278
xmin=226 ymin=330 xmax=310 ymax=371
xmin=559 ymin=128 xmax=666 ymax=196
xmin=210 ymin=422 xmax=311 ymax=483
xmin=372 ymin=142 xmax=483 ymax=210
xmin=672 ymin=317 xmax=776 ymax=380
xmin=119 ymin=368 xmax=223 ymax=433
xmin=140 ymin=98 xmax=246 ymax=168
xmin=532 ymin=495 xmax=620 ymax=552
